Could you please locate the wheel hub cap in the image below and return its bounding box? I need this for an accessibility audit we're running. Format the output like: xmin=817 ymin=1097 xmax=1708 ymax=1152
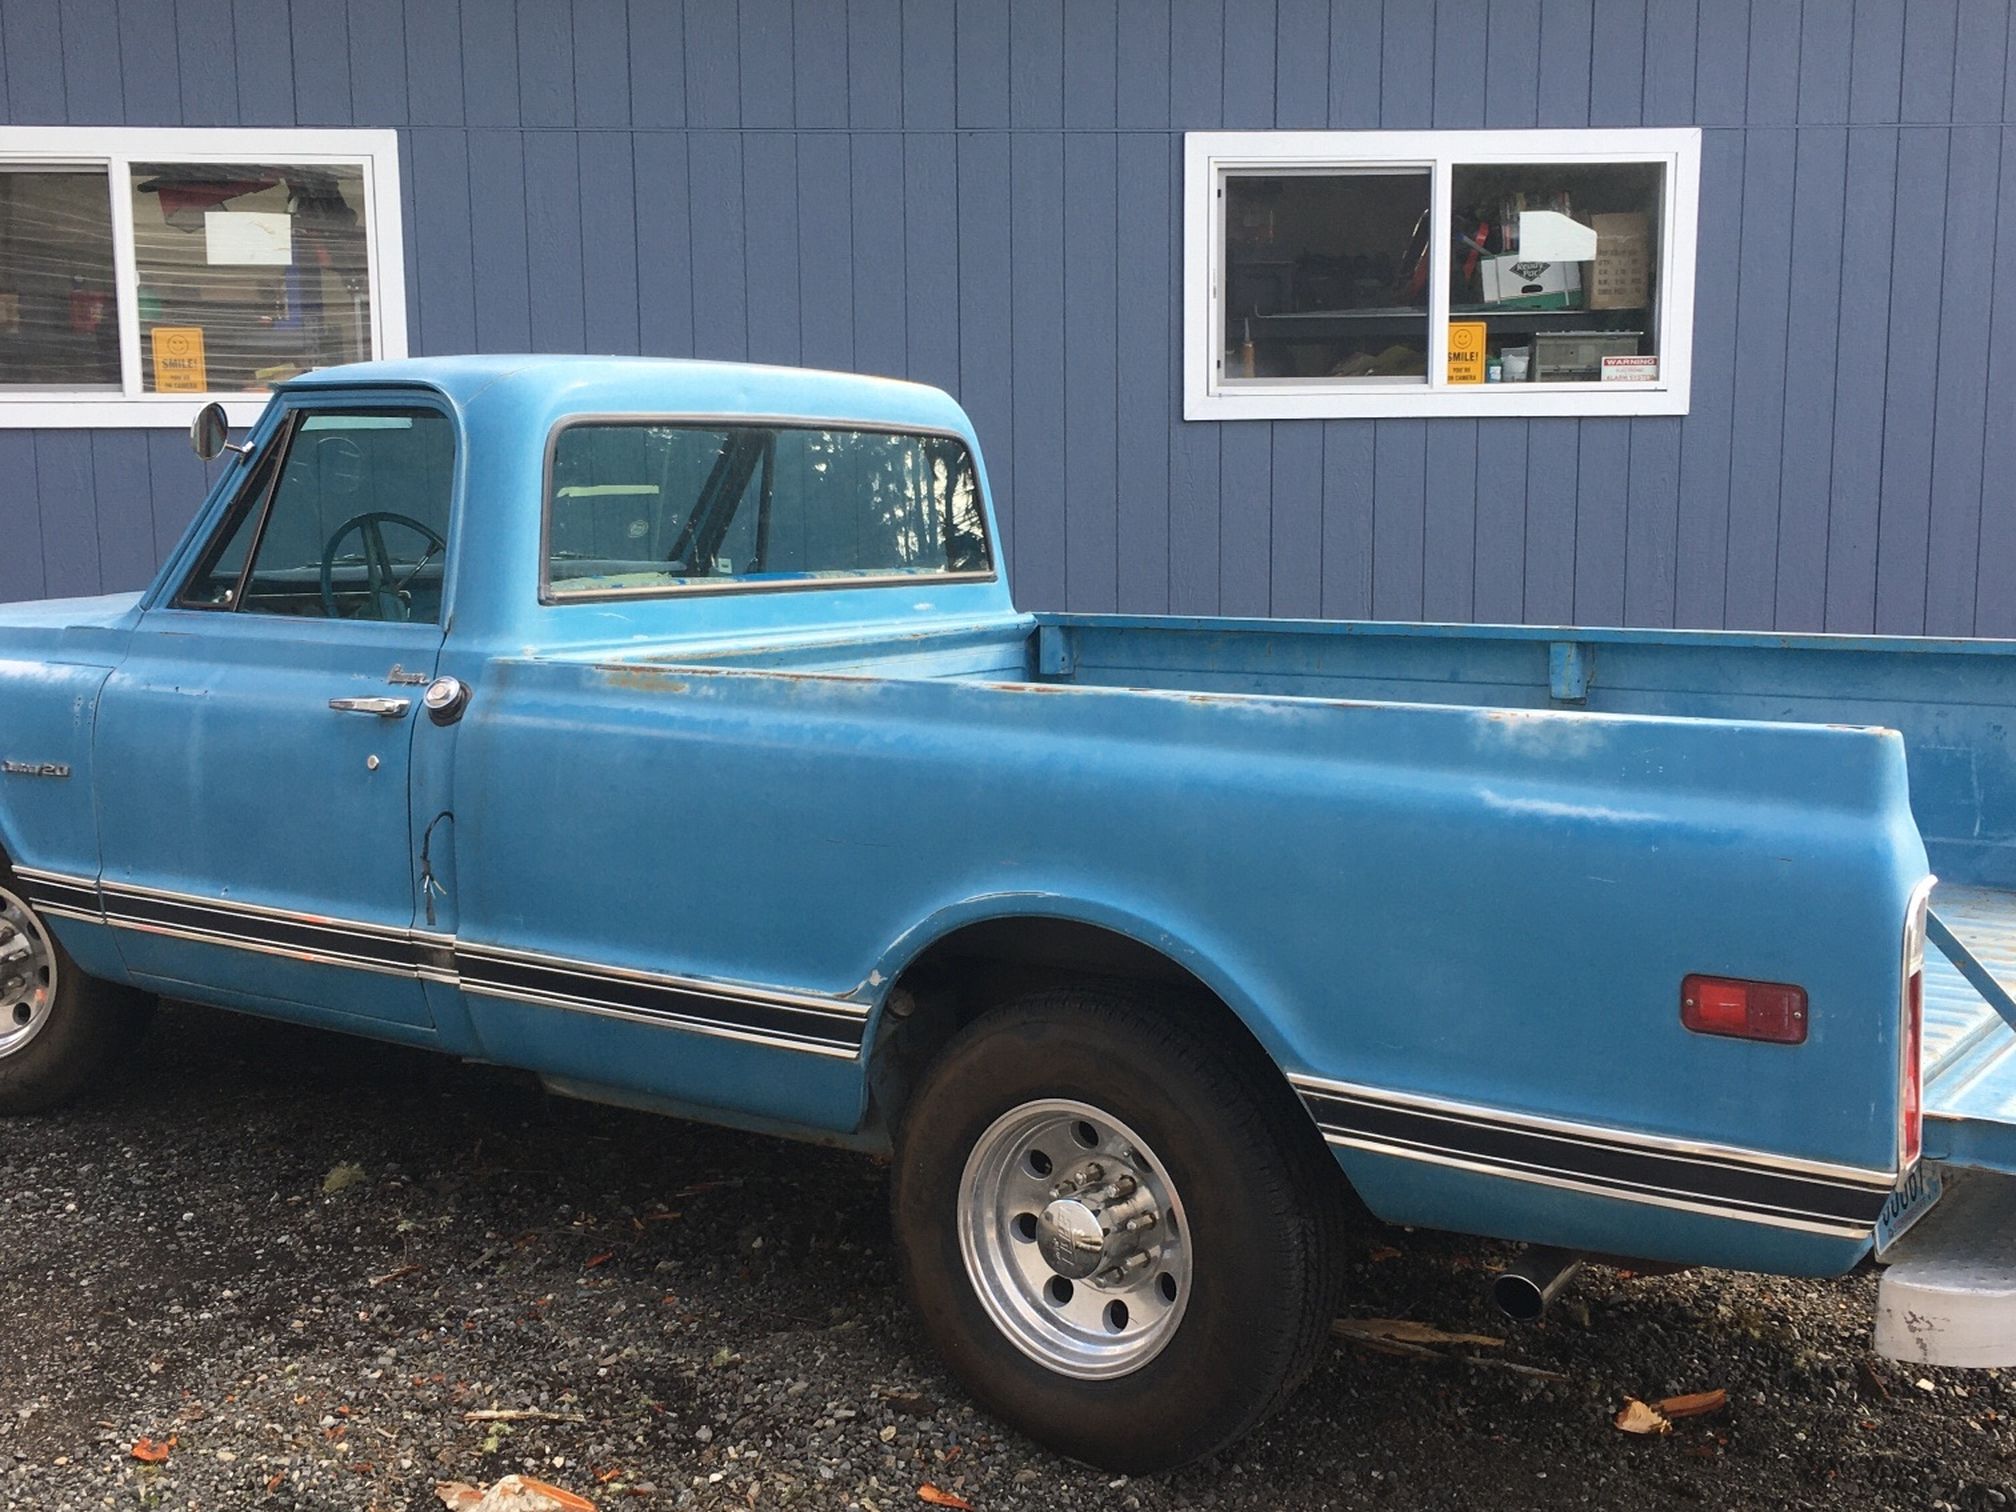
xmin=958 ymin=1099 xmax=1191 ymax=1379
xmin=1033 ymin=1197 xmax=1106 ymax=1278
xmin=0 ymin=886 xmax=56 ymax=1059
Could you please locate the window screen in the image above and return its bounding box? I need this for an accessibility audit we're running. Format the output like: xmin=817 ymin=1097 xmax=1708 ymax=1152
xmin=0 ymin=168 xmax=120 ymax=389
xmin=545 ymin=423 xmax=991 ymax=597
xmin=1222 ymin=168 xmax=1432 ymax=384
xmin=1446 ymin=160 xmax=1664 ymax=384
xmin=132 ymin=162 xmax=374 ymax=393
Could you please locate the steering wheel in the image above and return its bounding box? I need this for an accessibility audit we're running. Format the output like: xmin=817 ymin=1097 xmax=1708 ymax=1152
xmin=319 ymin=511 xmax=447 ymax=621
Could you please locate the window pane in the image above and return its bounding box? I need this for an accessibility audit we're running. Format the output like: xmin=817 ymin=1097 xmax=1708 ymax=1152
xmin=0 ymin=169 xmax=120 ymax=389
xmin=1449 ymin=161 xmax=1664 ymax=385
xmin=547 ymin=424 xmax=991 ymax=597
xmin=176 ymin=438 xmax=286 ymax=609
xmin=131 ymin=163 xmax=373 ymax=395
xmin=1222 ymin=170 xmax=1431 ymax=384
xmin=239 ymin=409 xmax=454 ymax=622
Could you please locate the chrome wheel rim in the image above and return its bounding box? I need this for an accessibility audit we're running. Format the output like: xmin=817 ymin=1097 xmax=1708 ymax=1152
xmin=957 ymin=1099 xmax=1191 ymax=1380
xmin=0 ymin=886 xmax=56 ymax=1058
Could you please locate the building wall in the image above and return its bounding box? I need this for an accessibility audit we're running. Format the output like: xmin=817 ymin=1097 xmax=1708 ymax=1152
xmin=3 ymin=0 xmax=2013 ymax=635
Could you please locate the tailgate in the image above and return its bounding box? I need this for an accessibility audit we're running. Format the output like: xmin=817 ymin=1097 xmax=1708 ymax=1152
xmin=1922 ymin=885 xmax=2016 ymax=1174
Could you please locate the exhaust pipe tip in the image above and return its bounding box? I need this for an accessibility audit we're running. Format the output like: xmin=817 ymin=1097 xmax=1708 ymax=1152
xmin=1491 ymin=1271 xmax=1552 ymax=1323
xmin=1491 ymin=1247 xmax=1584 ymax=1323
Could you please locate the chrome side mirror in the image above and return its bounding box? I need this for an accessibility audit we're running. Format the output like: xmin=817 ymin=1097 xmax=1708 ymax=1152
xmin=189 ymin=401 xmax=233 ymax=461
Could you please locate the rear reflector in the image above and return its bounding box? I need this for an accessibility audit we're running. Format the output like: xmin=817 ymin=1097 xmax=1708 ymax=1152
xmin=1680 ymin=975 xmax=1809 ymax=1044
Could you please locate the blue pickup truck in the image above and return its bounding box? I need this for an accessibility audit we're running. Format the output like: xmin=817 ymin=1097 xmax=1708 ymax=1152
xmin=1 ymin=356 xmax=2011 ymax=1470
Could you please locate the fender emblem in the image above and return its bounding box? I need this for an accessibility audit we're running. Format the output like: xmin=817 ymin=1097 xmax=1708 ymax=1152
xmin=387 ymin=664 xmax=431 ymax=686
xmin=1 ymin=760 xmax=71 ymax=779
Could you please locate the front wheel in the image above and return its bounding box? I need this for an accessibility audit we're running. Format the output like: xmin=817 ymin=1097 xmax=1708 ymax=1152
xmin=0 ymin=878 xmax=153 ymax=1114
xmin=892 ymin=989 xmax=1346 ymax=1472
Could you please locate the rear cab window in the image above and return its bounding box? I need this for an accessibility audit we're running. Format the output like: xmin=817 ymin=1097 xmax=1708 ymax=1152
xmin=542 ymin=421 xmax=992 ymax=600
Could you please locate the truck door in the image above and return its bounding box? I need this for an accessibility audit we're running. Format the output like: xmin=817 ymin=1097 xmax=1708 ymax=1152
xmin=90 ymin=401 xmax=456 ymax=1030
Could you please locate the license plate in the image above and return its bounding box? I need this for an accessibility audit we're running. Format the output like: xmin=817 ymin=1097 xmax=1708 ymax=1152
xmin=1874 ymin=1162 xmax=1943 ymax=1258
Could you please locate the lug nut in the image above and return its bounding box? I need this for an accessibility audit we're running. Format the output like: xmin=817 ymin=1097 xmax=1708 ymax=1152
xmin=1098 ymin=1251 xmax=1152 ymax=1285
xmin=1086 ymin=1175 xmax=1140 ymax=1209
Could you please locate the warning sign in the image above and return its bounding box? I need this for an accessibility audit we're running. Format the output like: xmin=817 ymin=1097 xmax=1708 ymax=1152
xmin=1600 ymin=354 xmax=1659 ymax=383
xmin=1447 ymin=321 xmax=1487 ymax=385
xmin=150 ymin=327 xmax=207 ymax=392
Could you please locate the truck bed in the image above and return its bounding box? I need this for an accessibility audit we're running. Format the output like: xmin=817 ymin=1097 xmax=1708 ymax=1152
xmin=653 ymin=609 xmax=2016 ymax=1171
xmin=673 ymin=612 xmax=2016 ymax=883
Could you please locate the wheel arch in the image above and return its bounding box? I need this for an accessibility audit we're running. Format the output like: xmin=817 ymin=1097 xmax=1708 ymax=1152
xmin=862 ymin=896 xmax=1323 ymax=1155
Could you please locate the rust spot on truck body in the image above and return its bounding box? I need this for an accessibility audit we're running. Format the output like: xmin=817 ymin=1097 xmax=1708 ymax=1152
xmin=597 ymin=665 xmax=690 ymax=694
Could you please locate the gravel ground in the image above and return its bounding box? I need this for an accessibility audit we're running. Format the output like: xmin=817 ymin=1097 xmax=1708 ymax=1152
xmin=1 ymin=1003 xmax=2010 ymax=1512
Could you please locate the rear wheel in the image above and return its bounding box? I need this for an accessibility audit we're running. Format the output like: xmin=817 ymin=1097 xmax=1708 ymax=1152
xmin=0 ymin=879 xmax=152 ymax=1114
xmin=892 ymin=988 xmax=1346 ymax=1472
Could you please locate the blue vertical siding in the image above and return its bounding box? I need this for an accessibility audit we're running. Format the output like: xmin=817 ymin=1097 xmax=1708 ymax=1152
xmin=1 ymin=0 xmax=2012 ymax=639
xmin=1270 ymin=423 xmax=1324 ymax=617
xmin=1978 ymin=125 xmax=2016 ymax=638
xmin=1318 ymin=419 xmax=1375 ymax=618
xmin=1371 ymin=420 xmax=1427 ymax=620
xmin=1470 ymin=421 xmax=1527 ymax=623
xmin=744 ymin=131 xmax=803 ymax=366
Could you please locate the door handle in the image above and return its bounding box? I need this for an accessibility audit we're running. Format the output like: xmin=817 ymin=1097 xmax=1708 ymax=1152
xmin=328 ymin=696 xmax=412 ymax=718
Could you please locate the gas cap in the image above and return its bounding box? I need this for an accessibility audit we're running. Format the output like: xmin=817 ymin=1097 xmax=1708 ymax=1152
xmin=423 ymin=676 xmax=470 ymax=726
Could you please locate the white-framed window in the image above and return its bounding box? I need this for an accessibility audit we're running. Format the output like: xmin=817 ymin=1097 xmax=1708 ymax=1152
xmin=1184 ymin=128 xmax=1699 ymax=421
xmin=0 ymin=127 xmax=406 ymax=429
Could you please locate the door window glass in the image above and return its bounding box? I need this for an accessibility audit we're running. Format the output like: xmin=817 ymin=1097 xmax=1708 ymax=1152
xmin=180 ymin=408 xmax=454 ymax=621
xmin=175 ymin=437 xmax=285 ymax=609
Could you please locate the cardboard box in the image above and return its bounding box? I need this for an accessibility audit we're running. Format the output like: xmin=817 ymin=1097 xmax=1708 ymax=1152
xmin=1587 ymin=212 xmax=1650 ymax=311
xmin=1480 ymin=255 xmax=1582 ymax=310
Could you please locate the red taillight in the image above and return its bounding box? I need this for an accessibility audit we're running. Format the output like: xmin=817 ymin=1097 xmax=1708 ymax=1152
xmin=1902 ymin=966 xmax=1924 ymax=1165
xmin=1901 ymin=879 xmax=1932 ymax=1168
xmin=1680 ymin=975 xmax=1809 ymax=1044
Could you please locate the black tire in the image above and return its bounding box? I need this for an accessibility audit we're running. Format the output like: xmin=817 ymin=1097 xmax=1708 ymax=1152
xmin=891 ymin=987 xmax=1347 ymax=1473
xmin=0 ymin=873 xmax=153 ymax=1114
